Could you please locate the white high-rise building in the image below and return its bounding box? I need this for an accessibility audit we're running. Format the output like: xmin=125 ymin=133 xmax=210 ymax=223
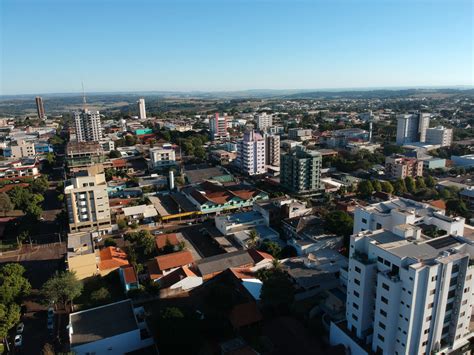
xmin=137 ymin=98 xmax=146 ymax=119
xmin=65 ymin=171 xmax=111 ymax=233
xmin=149 ymin=147 xmax=176 ymax=169
xmin=426 ymin=126 xmax=453 ymax=147
xmin=74 ymin=109 xmax=103 ymax=142
xmin=236 ymin=130 xmax=266 ymax=175
xmin=396 ymin=112 xmax=431 ymax=145
xmin=256 ymin=113 xmax=273 ymax=131
xmin=331 ymin=198 xmax=474 ymax=355
xmin=209 ymin=113 xmax=229 ymax=141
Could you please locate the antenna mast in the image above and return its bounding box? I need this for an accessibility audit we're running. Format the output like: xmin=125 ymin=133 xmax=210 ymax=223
xmin=81 ymin=81 xmax=87 ymax=110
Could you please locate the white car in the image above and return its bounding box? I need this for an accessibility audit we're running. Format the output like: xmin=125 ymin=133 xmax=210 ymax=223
xmin=153 ymin=230 xmax=163 ymax=235
xmin=14 ymin=334 xmax=22 ymax=347
xmin=16 ymin=322 xmax=24 ymax=334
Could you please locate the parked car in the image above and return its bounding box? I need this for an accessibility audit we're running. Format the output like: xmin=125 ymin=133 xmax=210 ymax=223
xmin=47 ymin=318 xmax=54 ymax=330
xmin=153 ymin=230 xmax=163 ymax=235
xmin=14 ymin=334 xmax=22 ymax=347
xmin=16 ymin=322 xmax=24 ymax=334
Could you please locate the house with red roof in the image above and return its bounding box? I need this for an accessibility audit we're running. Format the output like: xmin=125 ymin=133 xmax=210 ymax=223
xmin=157 ymin=265 xmax=203 ymax=298
xmin=147 ymin=250 xmax=194 ymax=281
xmin=119 ymin=265 xmax=139 ymax=292
xmin=182 ymin=180 xmax=269 ymax=214
xmin=99 ymin=247 xmax=130 ymax=276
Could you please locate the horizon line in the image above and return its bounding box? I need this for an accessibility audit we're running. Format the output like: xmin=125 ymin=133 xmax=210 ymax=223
xmin=1 ymin=84 xmax=473 ymax=98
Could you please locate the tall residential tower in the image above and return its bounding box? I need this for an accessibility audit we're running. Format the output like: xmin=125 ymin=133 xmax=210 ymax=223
xmin=35 ymin=96 xmax=45 ymax=119
xmin=74 ymin=110 xmax=103 ymax=142
xmin=137 ymin=98 xmax=146 ymax=119
xmin=280 ymin=146 xmax=321 ymax=194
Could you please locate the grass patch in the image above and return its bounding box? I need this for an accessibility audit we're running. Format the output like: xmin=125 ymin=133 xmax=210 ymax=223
xmin=76 ymin=271 xmax=125 ymax=310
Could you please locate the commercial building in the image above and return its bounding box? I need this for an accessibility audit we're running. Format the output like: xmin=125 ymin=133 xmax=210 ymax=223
xmin=69 ymin=300 xmax=153 ymax=354
xmin=451 ymin=155 xmax=474 ymax=168
xmin=66 ymin=141 xmax=106 ymax=172
xmin=396 ymin=112 xmax=430 ymax=145
xmin=280 ymin=146 xmax=322 ymax=194
xmin=236 ymin=130 xmax=266 ymax=176
xmin=385 ymin=155 xmax=423 ymax=179
xmin=3 ymin=140 xmax=35 ymax=159
xmin=256 ymin=113 xmax=273 ymax=131
xmin=66 ymin=232 xmax=98 ymax=280
xmin=209 ymin=113 xmax=229 ymax=140
xmin=35 ymin=96 xmax=45 ymax=119
xmin=265 ymin=133 xmax=280 ymax=167
xmin=425 ymin=126 xmax=453 ymax=147
xmin=288 ymin=128 xmax=312 ymax=141
xmin=149 ymin=147 xmax=176 ymax=169
xmin=0 ymin=159 xmax=40 ymax=180
xmin=74 ymin=109 xmax=103 ymax=142
xmin=215 ymin=211 xmax=266 ymax=236
xmin=321 ymin=128 xmax=369 ymax=148
xmin=65 ymin=171 xmax=111 ymax=233
xmin=137 ymin=98 xmax=146 ymax=119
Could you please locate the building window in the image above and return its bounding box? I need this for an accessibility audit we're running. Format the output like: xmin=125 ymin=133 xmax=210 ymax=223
xmin=384 ymin=260 xmax=391 ymax=267
xmin=379 ymin=322 xmax=386 ymax=330
xmin=426 ymin=316 xmax=432 ymax=321
xmin=353 ymin=303 xmax=359 ymax=310
xmin=428 ymin=303 xmax=434 ymax=309
xmin=354 ymin=290 xmax=360 ymax=297
xmin=432 ymin=276 xmax=437 ymax=282
xmin=378 ymin=256 xmax=384 ymax=263
xmin=382 ymin=283 xmax=390 ymax=291
xmin=354 ymin=279 xmax=360 ymax=285
xmin=376 ymin=223 xmax=382 ymax=229
xmin=355 ymin=266 xmax=361 ymax=273
xmin=422 ymin=341 xmax=428 ymax=346
xmin=430 ymin=289 xmax=436 ymax=296
xmin=378 ymin=334 xmax=384 ymax=342
xmin=362 ymin=218 xmax=367 ymax=224
xmin=381 ymin=296 xmax=388 ymax=304
xmin=352 ymin=314 xmax=358 ymax=321
xmin=380 ymin=309 xmax=387 ymax=317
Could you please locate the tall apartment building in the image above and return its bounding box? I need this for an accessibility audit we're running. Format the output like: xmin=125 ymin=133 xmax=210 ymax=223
xmin=209 ymin=113 xmax=229 ymax=141
xmin=426 ymin=126 xmax=453 ymax=147
xmin=65 ymin=170 xmax=111 ymax=233
xmin=73 ymin=109 xmax=103 ymax=142
xmin=149 ymin=147 xmax=176 ymax=169
xmin=385 ymin=154 xmax=423 ymax=179
xmin=35 ymin=96 xmax=45 ymax=120
xmin=331 ymin=198 xmax=473 ymax=355
xmin=396 ymin=112 xmax=431 ymax=145
xmin=137 ymin=98 xmax=146 ymax=119
xmin=265 ymin=133 xmax=280 ymax=167
xmin=236 ymin=130 xmax=266 ymax=175
xmin=256 ymin=113 xmax=273 ymax=131
xmin=280 ymin=146 xmax=321 ymax=194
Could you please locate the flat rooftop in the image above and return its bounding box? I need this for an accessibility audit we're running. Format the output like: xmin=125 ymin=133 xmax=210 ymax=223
xmin=70 ymin=300 xmax=137 ymax=347
xmin=216 ymin=211 xmax=263 ymax=225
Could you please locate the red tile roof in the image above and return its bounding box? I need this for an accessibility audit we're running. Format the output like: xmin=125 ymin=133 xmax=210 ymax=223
xmin=99 ymin=247 xmax=130 ymax=271
xmin=154 ymin=250 xmax=194 ymax=272
xmin=247 ymin=249 xmax=273 ymax=264
xmin=121 ymin=265 xmax=137 ymax=284
xmin=111 ymin=159 xmax=127 ymax=168
xmin=155 ymin=233 xmax=179 ymax=249
xmin=228 ymin=302 xmax=262 ymax=328
xmin=428 ymin=199 xmax=446 ymax=210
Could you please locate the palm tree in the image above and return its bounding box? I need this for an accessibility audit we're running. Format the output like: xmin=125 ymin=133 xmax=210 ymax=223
xmin=247 ymin=229 xmax=260 ymax=249
xmin=271 ymin=258 xmax=282 ymax=270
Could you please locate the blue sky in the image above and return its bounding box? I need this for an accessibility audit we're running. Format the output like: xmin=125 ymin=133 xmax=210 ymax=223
xmin=1 ymin=0 xmax=472 ymax=95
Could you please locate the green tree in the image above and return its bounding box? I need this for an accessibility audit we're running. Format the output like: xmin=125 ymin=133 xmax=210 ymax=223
xmin=324 ymin=210 xmax=354 ymax=238
xmin=0 ymin=303 xmax=20 ymax=340
xmin=393 ymin=179 xmax=407 ymax=195
xmin=416 ymin=176 xmax=426 ymax=190
xmin=42 ymin=271 xmax=83 ymax=309
xmin=247 ymin=229 xmax=260 ymax=248
xmin=31 ymin=175 xmax=49 ymax=194
xmin=109 ymin=150 xmax=122 ymax=159
xmin=90 ymin=287 xmax=111 ymax=305
xmin=259 ymin=241 xmax=282 ymax=259
xmin=404 ymin=176 xmax=416 ymax=194
xmin=117 ymin=219 xmax=127 ymax=230
xmin=425 ymin=175 xmax=436 ymax=188
xmin=161 ymin=307 xmax=185 ymax=319
xmin=0 ymin=263 xmax=31 ymax=305
xmin=381 ymin=181 xmax=394 ymax=194
xmin=260 ymin=269 xmax=294 ymax=308
xmin=357 ymin=180 xmax=374 ymax=198
xmin=0 ymin=192 xmax=13 ymax=216
xmin=372 ymin=180 xmax=382 ymax=193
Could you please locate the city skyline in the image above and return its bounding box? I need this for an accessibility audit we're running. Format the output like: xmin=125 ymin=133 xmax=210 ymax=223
xmin=1 ymin=0 xmax=472 ymax=95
